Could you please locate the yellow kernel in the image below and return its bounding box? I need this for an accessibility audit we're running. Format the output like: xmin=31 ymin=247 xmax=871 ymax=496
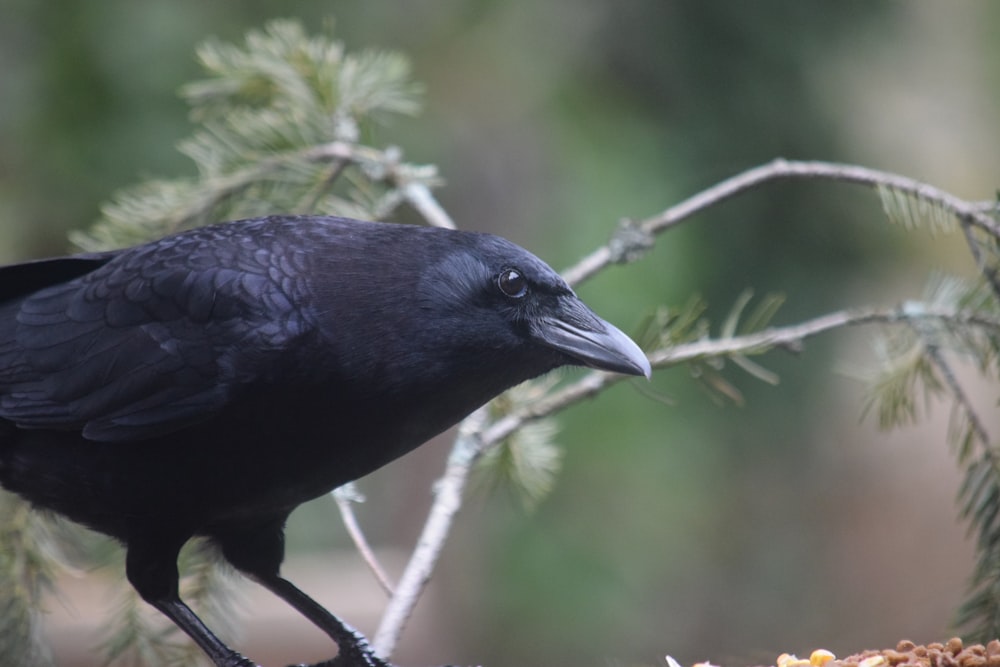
xmin=811 ymin=650 xmax=836 ymax=666
xmin=778 ymin=657 xmax=812 ymax=667
xmin=859 ymin=656 xmax=887 ymax=667
xmin=778 ymin=655 xmax=798 ymax=667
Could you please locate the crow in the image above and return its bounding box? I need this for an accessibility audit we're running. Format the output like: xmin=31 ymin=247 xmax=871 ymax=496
xmin=0 ymin=215 xmax=650 ymax=667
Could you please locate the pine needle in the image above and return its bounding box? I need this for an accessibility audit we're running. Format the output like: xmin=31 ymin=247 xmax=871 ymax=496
xmin=878 ymin=183 xmax=960 ymax=236
xmin=477 ymin=380 xmax=564 ymax=510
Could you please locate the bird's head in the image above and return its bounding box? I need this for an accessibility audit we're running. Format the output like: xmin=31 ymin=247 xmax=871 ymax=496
xmin=412 ymin=229 xmax=651 ymax=384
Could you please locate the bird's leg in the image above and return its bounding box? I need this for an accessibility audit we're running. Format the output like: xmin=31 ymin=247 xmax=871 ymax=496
xmin=255 ymin=574 xmax=393 ymax=667
xmin=214 ymin=518 xmax=393 ymax=667
xmin=126 ymin=534 xmax=259 ymax=667
xmin=153 ymin=597 xmax=259 ymax=667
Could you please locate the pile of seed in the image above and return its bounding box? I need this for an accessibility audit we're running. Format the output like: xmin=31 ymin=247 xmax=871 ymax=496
xmin=674 ymin=638 xmax=1000 ymax=667
xmin=831 ymin=639 xmax=1000 ymax=667
xmin=761 ymin=639 xmax=1000 ymax=667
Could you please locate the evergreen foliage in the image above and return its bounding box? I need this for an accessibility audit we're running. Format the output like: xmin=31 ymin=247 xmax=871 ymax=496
xmin=0 ymin=494 xmax=59 ymax=667
xmin=72 ymin=19 xmax=428 ymax=254
xmin=866 ymin=189 xmax=1000 ymax=641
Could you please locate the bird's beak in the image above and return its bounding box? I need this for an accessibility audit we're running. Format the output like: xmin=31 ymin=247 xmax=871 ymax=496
xmin=531 ymin=296 xmax=652 ymax=379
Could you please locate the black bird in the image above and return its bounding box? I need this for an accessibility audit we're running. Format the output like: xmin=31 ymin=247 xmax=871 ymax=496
xmin=0 ymin=215 xmax=650 ymax=667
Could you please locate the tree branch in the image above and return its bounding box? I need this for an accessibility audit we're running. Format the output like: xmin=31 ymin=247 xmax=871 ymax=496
xmin=561 ymin=159 xmax=1000 ymax=287
xmin=332 ymin=484 xmax=396 ymax=597
xmin=957 ymin=222 xmax=1000 ymax=303
xmin=402 ymin=182 xmax=456 ymax=230
xmin=480 ymin=306 xmax=1000 ymax=451
xmin=304 ymin=141 xmax=452 ymax=227
xmin=372 ymin=408 xmax=488 ymax=656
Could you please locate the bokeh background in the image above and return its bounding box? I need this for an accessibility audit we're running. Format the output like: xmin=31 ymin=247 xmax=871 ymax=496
xmin=2 ymin=2 xmax=1000 ymax=666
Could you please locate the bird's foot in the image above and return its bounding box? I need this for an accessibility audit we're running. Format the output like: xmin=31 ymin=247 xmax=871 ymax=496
xmin=285 ymin=656 xmax=392 ymax=667
xmin=284 ymin=644 xmax=394 ymax=667
xmin=223 ymin=652 xmax=260 ymax=667
xmin=286 ymin=658 xmax=473 ymax=667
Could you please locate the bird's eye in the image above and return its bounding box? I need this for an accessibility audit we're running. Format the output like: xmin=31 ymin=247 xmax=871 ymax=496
xmin=497 ymin=268 xmax=528 ymax=298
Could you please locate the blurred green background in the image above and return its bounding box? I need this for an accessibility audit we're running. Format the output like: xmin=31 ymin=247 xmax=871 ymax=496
xmin=2 ymin=2 xmax=1000 ymax=666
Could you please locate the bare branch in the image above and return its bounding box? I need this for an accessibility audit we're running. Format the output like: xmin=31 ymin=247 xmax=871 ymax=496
xmin=923 ymin=345 xmax=992 ymax=451
xmin=402 ymin=182 xmax=456 ymax=230
xmin=958 ymin=222 xmax=1000 ymax=303
xmin=304 ymin=141 xmax=453 ymax=228
xmin=481 ymin=306 xmax=1000 ymax=450
xmin=331 ymin=485 xmax=395 ymax=597
xmin=372 ymin=408 xmax=488 ymax=657
xmin=562 ymin=159 xmax=1000 ymax=287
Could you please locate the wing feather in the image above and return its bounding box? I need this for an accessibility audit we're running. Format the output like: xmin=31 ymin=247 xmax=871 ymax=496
xmin=0 ymin=220 xmax=316 ymax=442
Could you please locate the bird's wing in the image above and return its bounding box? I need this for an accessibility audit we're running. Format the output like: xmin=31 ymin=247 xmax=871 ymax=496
xmin=0 ymin=230 xmax=313 ymax=442
xmin=0 ymin=254 xmax=115 ymax=303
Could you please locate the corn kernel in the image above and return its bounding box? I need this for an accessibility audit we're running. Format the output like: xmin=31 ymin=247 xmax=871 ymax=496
xmin=810 ymin=649 xmax=836 ymax=666
xmin=778 ymin=654 xmax=798 ymax=667
xmin=859 ymin=656 xmax=887 ymax=667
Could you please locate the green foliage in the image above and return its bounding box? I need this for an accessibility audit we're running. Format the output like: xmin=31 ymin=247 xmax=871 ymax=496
xmin=878 ymin=183 xmax=959 ymax=236
xmin=636 ymin=295 xmax=710 ymax=352
xmin=71 ymin=19 xmax=429 ymax=253
xmin=863 ymin=189 xmax=1000 ymax=642
xmin=719 ymin=289 xmax=785 ymax=386
xmin=0 ymin=494 xmax=62 ymax=667
xmin=478 ymin=380 xmax=564 ymax=510
xmin=98 ymin=540 xmax=235 ymax=667
xmin=862 ymin=327 xmax=943 ymax=429
xmin=636 ymin=291 xmax=785 ymax=406
xmin=184 ymin=20 xmax=420 ymax=125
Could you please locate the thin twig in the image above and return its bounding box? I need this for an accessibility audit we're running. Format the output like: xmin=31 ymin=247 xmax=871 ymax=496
xmin=922 ymin=345 xmax=992 ymax=450
xmin=480 ymin=306 xmax=1000 ymax=450
xmin=299 ymin=157 xmax=349 ymax=213
xmin=562 ymin=159 xmax=1000 ymax=286
xmin=957 ymin=222 xmax=1000 ymax=303
xmin=305 ymin=142 xmax=452 ymax=225
xmin=331 ymin=485 xmax=395 ymax=597
xmin=403 ymin=182 xmax=456 ymax=229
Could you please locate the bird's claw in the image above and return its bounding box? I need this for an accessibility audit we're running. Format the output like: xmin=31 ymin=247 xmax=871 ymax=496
xmin=329 ymin=648 xmax=395 ymax=667
xmin=285 ymin=663 xmax=471 ymax=667
xmin=284 ymin=654 xmax=394 ymax=667
xmin=224 ymin=653 xmax=260 ymax=667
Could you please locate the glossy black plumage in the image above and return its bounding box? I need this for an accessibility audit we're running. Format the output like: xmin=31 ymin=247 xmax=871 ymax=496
xmin=0 ymin=215 xmax=649 ymax=667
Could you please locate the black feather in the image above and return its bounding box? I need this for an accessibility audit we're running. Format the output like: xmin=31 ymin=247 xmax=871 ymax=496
xmin=0 ymin=215 xmax=647 ymax=667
